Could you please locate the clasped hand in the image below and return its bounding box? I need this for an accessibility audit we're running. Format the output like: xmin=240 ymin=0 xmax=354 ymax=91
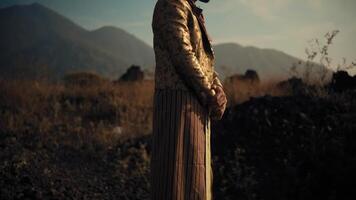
xmin=207 ymin=85 xmax=227 ymax=121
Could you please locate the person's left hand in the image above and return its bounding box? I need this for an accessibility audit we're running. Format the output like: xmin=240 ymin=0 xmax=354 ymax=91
xmin=208 ymin=85 xmax=227 ymax=120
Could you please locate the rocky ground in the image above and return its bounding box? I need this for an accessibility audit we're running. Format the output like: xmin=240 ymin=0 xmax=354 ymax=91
xmin=212 ymin=91 xmax=356 ymax=200
xmin=1 ymin=80 xmax=356 ymax=199
xmin=0 ymin=130 xmax=151 ymax=200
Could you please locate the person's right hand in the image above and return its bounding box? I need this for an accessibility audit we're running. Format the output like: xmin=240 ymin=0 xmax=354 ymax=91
xmin=208 ymin=85 xmax=227 ymax=120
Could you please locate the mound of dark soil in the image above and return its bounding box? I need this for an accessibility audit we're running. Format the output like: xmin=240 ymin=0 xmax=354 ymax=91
xmin=212 ymin=93 xmax=356 ymax=199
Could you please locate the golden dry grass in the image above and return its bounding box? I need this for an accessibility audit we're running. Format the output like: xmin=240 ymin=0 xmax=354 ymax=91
xmin=0 ymin=78 xmax=155 ymax=146
xmin=223 ymin=78 xmax=287 ymax=106
xmin=0 ymin=74 xmax=289 ymax=147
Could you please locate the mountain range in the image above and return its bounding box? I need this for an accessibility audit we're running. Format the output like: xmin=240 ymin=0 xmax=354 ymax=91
xmin=0 ymin=3 xmax=304 ymax=81
xmin=213 ymin=43 xmax=302 ymax=79
xmin=0 ymin=3 xmax=154 ymax=80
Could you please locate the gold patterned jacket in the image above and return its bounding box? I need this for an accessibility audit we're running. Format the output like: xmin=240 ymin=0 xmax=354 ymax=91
xmin=152 ymin=0 xmax=223 ymax=106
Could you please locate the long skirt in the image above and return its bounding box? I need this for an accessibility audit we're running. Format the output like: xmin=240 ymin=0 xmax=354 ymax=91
xmin=150 ymin=89 xmax=213 ymax=200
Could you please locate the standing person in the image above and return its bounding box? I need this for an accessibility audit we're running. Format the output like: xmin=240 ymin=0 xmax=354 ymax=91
xmin=150 ymin=0 xmax=227 ymax=199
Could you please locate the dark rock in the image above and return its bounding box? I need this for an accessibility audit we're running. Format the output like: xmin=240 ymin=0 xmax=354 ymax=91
xmin=227 ymin=69 xmax=260 ymax=84
xmin=118 ymin=65 xmax=144 ymax=82
xmin=277 ymin=77 xmax=314 ymax=95
xmin=329 ymin=70 xmax=356 ymax=92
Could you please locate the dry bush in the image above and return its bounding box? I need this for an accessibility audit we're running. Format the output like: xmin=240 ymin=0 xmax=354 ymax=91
xmin=290 ymin=30 xmax=356 ymax=86
xmin=63 ymin=71 xmax=109 ymax=87
xmin=223 ymin=77 xmax=286 ymax=106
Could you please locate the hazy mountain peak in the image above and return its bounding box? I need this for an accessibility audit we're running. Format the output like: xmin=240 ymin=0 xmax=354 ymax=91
xmin=29 ymin=2 xmax=46 ymax=8
xmin=2 ymin=2 xmax=54 ymax=14
xmin=216 ymin=42 xmax=243 ymax=49
xmin=216 ymin=42 xmax=285 ymax=53
xmin=91 ymin=26 xmax=133 ymax=39
xmin=213 ymin=43 xmax=302 ymax=79
xmin=93 ymin=26 xmax=126 ymax=32
xmin=0 ymin=3 xmax=155 ymax=80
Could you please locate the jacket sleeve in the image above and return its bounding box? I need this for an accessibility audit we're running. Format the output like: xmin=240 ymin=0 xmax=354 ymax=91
xmin=158 ymin=1 xmax=215 ymax=105
xmin=212 ymin=71 xmax=224 ymax=88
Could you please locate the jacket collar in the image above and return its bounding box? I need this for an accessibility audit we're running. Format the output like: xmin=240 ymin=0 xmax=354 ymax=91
xmin=186 ymin=0 xmax=214 ymax=57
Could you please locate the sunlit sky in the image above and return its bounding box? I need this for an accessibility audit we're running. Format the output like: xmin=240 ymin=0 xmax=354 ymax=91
xmin=1 ymin=0 xmax=355 ymax=68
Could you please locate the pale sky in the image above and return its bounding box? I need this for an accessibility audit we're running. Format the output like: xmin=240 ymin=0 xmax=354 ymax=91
xmin=1 ymin=0 xmax=355 ymax=70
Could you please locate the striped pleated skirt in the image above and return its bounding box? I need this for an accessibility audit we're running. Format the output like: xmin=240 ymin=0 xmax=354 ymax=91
xmin=150 ymin=89 xmax=213 ymax=200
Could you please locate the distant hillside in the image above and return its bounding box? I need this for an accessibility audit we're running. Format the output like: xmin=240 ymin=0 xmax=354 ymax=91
xmin=213 ymin=43 xmax=303 ymax=79
xmin=0 ymin=3 xmax=154 ymax=80
xmin=0 ymin=3 xmax=318 ymax=81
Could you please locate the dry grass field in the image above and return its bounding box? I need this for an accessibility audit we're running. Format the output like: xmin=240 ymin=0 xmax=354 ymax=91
xmin=1 ymin=72 xmax=356 ymax=199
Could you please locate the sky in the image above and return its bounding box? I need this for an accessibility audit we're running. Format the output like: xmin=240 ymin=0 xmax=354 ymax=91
xmin=0 ymin=0 xmax=355 ymax=70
